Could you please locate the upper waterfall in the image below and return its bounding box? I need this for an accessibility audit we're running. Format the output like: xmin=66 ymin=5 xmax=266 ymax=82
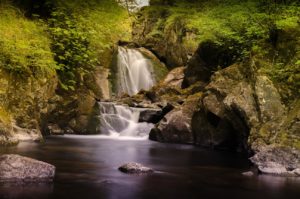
xmin=116 ymin=0 xmax=150 ymax=12
xmin=116 ymin=47 xmax=155 ymax=96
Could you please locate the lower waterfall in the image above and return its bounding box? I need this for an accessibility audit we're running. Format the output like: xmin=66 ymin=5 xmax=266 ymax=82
xmin=96 ymin=102 xmax=154 ymax=139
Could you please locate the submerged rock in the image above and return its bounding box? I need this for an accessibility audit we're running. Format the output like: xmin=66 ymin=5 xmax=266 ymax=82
xmin=119 ymin=162 xmax=153 ymax=174
xmin=242 ymin=171 xmax=255 ymax=177
xmin=250 ymin=146 xmax=300 ymax=177
xmin=0 ymin=154 xmax=55 ymax=182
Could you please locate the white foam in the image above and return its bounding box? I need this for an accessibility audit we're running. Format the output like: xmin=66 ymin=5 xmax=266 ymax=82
xmin=60 ymin=134 xmax=149 ymax=141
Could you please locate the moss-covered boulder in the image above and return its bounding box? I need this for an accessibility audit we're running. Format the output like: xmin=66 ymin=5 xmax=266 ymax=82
xmin=192 ymin=63 xmax=290 ymax=151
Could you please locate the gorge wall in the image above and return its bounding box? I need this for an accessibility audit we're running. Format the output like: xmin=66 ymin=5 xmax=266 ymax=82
xmin=0 ymin=0 xmax=299 ymax=175
xmin=126 ymin=0 xmax=300 ymax=174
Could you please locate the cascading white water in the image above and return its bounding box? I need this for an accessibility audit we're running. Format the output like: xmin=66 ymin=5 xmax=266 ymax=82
xmin=97 ymin=102 xmax=154 ymax=139
xmin=91 ymin=46 xmax=157 ymax=139
xmin=116 ymin=47 xmax=155 ymax=96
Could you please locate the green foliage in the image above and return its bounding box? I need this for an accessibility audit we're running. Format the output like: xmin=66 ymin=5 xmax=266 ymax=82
xmin=71 ymin=0 xmax=132 ymax=62
xmin=0 ymin=3 xmax=56 ymax=77
xmin=48 ymin=9 xmax=96 ymax=90
xmin=47 ymin=0 xmax=132 ymax=90
xmin=0 ymin=106 xmax=11 ymax=125
xmin=0 ymin=0 xmax=131 ymax=90
xmin=140 ymin=0 xmax=300 ymax=99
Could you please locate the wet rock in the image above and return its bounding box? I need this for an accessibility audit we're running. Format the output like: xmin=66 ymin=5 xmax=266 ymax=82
xmin=139 ymin=109 xmax=163 ymax=123
xmin=250 ymin=146 xmax=300 ymax=177
xmin=0 ymin=154 xmax=55 ymax=182
xmin=46 ymin=124 xmax=64 ymax=135
xmin=150 ymin=93 xmax=201 ymax=144
xmin=119 ymin=162 xmax=153 ymax=174
xmin=145 ymin=91 xmax=160 ymax=103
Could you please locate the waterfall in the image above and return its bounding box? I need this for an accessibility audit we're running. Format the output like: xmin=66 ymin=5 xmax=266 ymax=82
xmin=116 ymin=47 xmax=155 ymax=96
xmin=117 ymin=0 xmax=149 ymax=12
xmin=90 ymin=46 xmax=157 ymax=139
xmin=96 ymin=102 xmax=154 ymax=139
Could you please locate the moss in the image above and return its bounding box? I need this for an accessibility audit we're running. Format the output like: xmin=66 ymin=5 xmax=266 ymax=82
xmin=60 ymin=0 xmax=132 ymax=67
xmin=0 ymin=107 xmax=11 ymax=126
xmin=0 ymin=2 xmax=57 ymax=77
xmin=277 ymin=100 xmax=300 ymax=149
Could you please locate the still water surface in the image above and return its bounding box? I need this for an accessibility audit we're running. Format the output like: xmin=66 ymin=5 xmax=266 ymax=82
xmin=0 ymin=136 xmax=299 ymax=199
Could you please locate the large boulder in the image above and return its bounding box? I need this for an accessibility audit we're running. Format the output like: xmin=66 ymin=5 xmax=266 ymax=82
xmin=0 ymin=154 xmax=55 ymax=182
xmin=190 ymin=63 xmax=300 ymax=173
xmin=192 ymin=64 xmax=287 ymax=152
xmin=150 ymin=93 xmax=201 ymax=144
xmin=192 ymin=65 xmax=258 ymax=151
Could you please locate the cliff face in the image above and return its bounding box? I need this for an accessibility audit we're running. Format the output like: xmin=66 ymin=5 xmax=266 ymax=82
xmin=133 ymin=10 xmax=193 ymax=68
xmin=0 ymin=3 xmax=58 ymax=144
xmin=0 ymin=69 xmax=57 ymax=144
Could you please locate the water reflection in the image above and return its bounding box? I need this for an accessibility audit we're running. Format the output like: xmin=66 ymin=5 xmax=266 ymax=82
xmin=0 ymin=183 xmax=53 ymax=199
xmin=0 ymin=136 xmax=299 ymax=199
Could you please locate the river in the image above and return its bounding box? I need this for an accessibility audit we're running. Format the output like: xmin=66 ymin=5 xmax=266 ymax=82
xmin=0 ymin=136 xmax=300 ymax=199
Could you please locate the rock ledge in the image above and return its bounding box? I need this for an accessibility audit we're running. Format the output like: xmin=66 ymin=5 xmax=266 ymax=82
xmin=250 ymin=146 xmax=300 ymax=177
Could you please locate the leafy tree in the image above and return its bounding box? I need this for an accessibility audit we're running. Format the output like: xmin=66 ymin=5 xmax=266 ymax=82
xmin=48 ymin=9 xmax=96 ymax=91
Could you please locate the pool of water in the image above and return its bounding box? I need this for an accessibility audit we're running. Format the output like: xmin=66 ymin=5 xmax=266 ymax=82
xmin=0 ymin=136 xmax=299 ymax=199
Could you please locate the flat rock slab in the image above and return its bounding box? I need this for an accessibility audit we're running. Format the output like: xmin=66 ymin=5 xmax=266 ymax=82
xmin=250 ymin=146 xmax=300 ymax=177
xmin=119 ymin=162 xmax=154 ymax=174
xmin=0 ymin=154 xmax=55 ymax=182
